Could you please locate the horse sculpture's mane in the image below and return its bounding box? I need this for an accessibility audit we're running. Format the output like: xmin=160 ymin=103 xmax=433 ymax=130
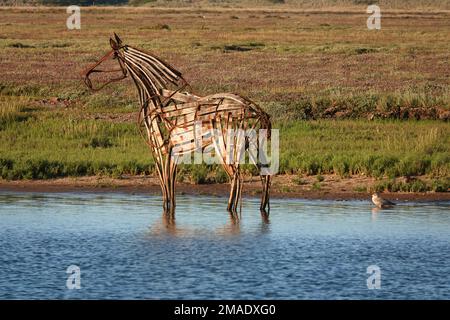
xmin=123 ymin=46 xmax=188 ymax=95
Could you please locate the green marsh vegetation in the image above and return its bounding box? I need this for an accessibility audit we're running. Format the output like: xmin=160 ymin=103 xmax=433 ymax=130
xmin=1 ymin=93 xmax=448 ymax=187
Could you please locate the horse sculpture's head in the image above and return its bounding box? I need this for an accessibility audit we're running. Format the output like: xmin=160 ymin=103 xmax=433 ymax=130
xmin=82 ymin=33 xmax=128 ymax=91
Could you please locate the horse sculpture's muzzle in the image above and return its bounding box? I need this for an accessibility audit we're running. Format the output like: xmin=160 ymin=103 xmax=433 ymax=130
xmin=82 ymin=49 xmax=127 ymax=91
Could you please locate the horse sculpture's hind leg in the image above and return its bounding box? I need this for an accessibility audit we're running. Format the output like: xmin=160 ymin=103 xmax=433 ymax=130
xmin=227 ymin=168 xmax=243 ymax=214
xmin=260 ymin=175 xmax=271 ymax=213
xmin=155 ymin=150 xmax=177 ymax=214
xmin=227 ymin=171 xmax=238 ymax=213
xmin=163 ymin=152 xmax=178 ymax=214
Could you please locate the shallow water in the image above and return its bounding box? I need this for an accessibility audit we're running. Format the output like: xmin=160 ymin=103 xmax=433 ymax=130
xmin=0 ymin=191 xmax=449 ymax=299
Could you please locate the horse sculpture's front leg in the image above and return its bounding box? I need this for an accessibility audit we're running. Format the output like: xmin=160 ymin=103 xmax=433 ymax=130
xmin=260 ymin=175 xmax=271 ymax=213
xmin=161 ymin=151 xmax=177 ymax=214
xmin=153 ymin=149 xmax=177 ymax=214
xmin=227 ymin=167 xmax=243 ymax=214
xmin=166 ymin=151 xmax=178 ymax=213
xmin=227 ymin=172 xmax=239 ymax=213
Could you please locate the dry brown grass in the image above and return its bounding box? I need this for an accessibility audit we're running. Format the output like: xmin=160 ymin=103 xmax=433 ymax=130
xmin=0 ymin=6 xmax=448 ymax=106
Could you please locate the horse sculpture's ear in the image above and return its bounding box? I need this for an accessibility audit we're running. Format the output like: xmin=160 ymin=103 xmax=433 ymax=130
xmin=110 ymin=37 xmax=118 ymax=50
xmin=114 ymin=33 xmax=122 ymax=46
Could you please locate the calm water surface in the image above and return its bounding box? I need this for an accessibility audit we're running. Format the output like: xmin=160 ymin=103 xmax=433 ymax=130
xmin=0 ymin=191 xmax=449 ymax=299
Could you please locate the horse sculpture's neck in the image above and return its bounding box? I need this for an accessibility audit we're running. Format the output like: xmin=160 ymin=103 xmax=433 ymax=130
xmin=122 ymin=46 xmax=187 ymax=110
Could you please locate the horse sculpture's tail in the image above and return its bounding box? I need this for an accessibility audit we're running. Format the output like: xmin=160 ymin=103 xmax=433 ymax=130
xmin=254 ymin=104 xmax=272 ymax=214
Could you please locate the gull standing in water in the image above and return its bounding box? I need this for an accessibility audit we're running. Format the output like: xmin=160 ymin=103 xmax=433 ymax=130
xmin=372 ymin=192 xmax=396 ymax=208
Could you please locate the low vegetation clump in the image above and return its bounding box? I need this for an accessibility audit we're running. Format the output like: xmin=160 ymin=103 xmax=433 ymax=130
xmin=0 ymin=158 xmax=153 ymax=180
xmin=373 ymin=178 xmax=450 ymax=193
xmin=277 ymin=120 xmax=449 ymax=179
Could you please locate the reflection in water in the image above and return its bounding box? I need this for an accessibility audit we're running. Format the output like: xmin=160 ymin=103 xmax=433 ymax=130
xmin=148 ymin=211 xmax=182 ymax=236
xmin=371 ymin=207 xmax=380 ymax=221
xmin=260 ymin=210 xmax=270 ymax=224
xmin=371 ymin=205 xmax=399 ymax=220
xmin=161 ymin=211 xmax=177 ymax=235
xmin=215 ymin=213 xmax=241 ymax=236
xmin=149 ymin=210 xmax=270 ymax=237
xmin=260 ymin=211 xmax=270 ymax=233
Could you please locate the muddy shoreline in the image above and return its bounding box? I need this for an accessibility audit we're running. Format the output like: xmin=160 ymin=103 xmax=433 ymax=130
xmin=1 ymin=175 xmax=449 ymax=202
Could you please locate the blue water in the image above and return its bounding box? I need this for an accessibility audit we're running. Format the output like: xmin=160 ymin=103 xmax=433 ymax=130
xmin=0 ymin=191 xmax=449 ymax=299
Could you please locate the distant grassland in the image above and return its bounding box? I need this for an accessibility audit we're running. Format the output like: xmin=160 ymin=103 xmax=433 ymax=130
xmin=0 ymin=6 xmax=448 ymax=186
xmin=3 ymin=0 xmax=450 ymax=9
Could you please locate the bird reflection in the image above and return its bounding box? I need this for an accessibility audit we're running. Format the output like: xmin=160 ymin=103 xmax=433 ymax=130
xmin=371 ymin=207 xmax=380 ymax=221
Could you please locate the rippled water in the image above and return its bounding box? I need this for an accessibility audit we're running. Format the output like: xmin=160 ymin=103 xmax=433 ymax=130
xmin=0 ymin=191 xmax=449 ymax=299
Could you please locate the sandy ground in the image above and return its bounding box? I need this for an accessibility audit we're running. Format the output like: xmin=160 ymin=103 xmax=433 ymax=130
xmin=0 ymin=175 xmax=449 ymax=202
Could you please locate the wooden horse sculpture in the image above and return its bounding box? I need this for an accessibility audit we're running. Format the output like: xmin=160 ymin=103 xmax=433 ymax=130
xmin=83 ymin=34 xmax=273 ymax=214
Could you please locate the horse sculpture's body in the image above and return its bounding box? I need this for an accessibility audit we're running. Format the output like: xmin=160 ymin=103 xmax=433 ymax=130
xmin=83 ymin=34 xmax=273 ymax=214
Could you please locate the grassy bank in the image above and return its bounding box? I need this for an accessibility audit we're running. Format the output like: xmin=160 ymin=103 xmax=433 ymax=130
xmin=1 ymin=95 xmax=448 ymax=186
